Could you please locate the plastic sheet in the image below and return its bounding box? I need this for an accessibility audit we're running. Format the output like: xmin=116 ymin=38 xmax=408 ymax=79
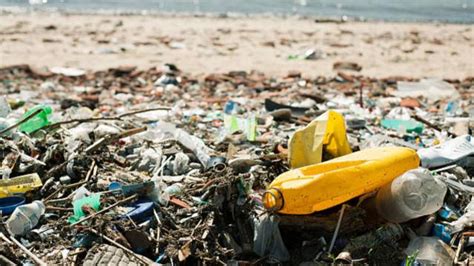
xmin=253 ymin=215 xmax=290 ymax=262
xmin=288 ymin=110 xmax=352 ymax=169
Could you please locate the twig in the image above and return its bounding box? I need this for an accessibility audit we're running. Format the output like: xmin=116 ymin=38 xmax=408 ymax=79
xmin=413 ymin=114 xmax=457 ymax=137
xmin=126 ymin=213 xmax=138 ymax=228
xmin=85 ymin=127 xmax=147 ymax=154
xmin=454 ymin=234 xmax=466 ymax=264
xmin=49 ymin=117 xmax=120 ymax=128
xmin=116 ymin=126 xmax=147 ymax=138
xmin=43 ymin=106 xmax=171 ymax=130
xmin=44 ymin=159 xmax=94 ymax=202
xmin=153 ymin=209 xmax=161 ymax=254
xmin=85 ymin=160 xmax=97 ymax=182
xmin=432 ymin=164 xmax=457 ymax=173
xmin=190 ymin=219 xmax=203 ymax=238
xmin=0 ymin=232 xmax=13 ymax=244
xmin=43 ymin=187 xmax=63 ymax=202
xmin=64 ymin=180 xmax=89 ymax=190
xmin=85 ymin=138 xmax=107 ymax=154
xmin=44 ymin=180 xmax=88 ymax=202
xmin=88 ymin=228 xmax=156 ymax=265
xmin=44 ymin=197 xmax=70 ymax=204
xmin=70 ymin=194 xmax=137 ymax=226
xmin=117 ymin=107 xmax=171 ymax=118
xmin=68 ymin=249 xmax=87 ymax=257
xmin=46 ymin=206 xmax=73 ymax=211
xmin=154 ymin=156 xmax=172 ymax=177
xmin=10 ymin=236 xmax=47 ymax=266
xmin=328 ymin=204 xmax=346 ymax=254
xmin=0 ymin=108 xmax=42 ymax=135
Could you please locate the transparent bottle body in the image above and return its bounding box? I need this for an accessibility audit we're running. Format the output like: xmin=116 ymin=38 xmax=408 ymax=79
xmin=376 ymin=168 xmax=447 ymax=223
xmin=6 ymin=200 xmax=45 ymax=236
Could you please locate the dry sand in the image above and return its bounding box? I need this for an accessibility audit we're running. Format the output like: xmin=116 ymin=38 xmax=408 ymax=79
xmin=0 ymin=13 xmax=473 ymax=78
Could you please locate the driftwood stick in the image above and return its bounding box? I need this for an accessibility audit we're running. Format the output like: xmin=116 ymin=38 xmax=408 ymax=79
xmin=85 ymin=160 xmax=97 ymax=182
xmin=0 ymin=232 xmax=13 ymax=244
xmin=10 ymin=236 xmax=47 ymax=266
xmin=44 ymin=180 xmax=88 ymax=202
xmin=46 ymin=206 xmax=73 ymax=211
xmin=43 ymin=106 xmax=171 ymax=129
xmin=85 ymin=127 xmax=147 ymax=154
xmin=413 ymin=114 xmax=457 ymax=137
xmin=153 ymin=209 xmax=162 ymax=254
xmin=328 ymin=204 xmax=347 ymax=254
xmin=44 ymin=159 xmax=95 ymax=202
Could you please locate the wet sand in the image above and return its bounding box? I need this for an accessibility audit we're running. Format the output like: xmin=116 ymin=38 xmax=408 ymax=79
xmin=0 ymin=12 xmax=473 ymax=78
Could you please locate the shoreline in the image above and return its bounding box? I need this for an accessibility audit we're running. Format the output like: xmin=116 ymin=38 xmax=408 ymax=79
xmin=1 ymin=13 xmax=473 ymax=79
xmin=1 ymin=6 xmax=473 ymax=25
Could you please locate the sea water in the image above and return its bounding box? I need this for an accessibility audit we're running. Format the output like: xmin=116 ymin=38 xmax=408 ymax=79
xmin=0 ymin=0 xmax=473 ymax=23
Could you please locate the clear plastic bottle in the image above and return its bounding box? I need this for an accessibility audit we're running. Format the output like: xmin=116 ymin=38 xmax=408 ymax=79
xmin=6 ymin=200 xmax=45 ymax=236
xmin=376 ymin=168 xmax=447 ymax=223
xmin=405 ymin=237 xmax=454 ymax=265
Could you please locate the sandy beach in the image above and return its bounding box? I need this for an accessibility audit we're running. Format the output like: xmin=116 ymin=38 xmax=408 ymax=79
xmin=0 ymin=12 xmax=473 ymax=79
xmin=1 ymin=7 xmax=474 ymax=265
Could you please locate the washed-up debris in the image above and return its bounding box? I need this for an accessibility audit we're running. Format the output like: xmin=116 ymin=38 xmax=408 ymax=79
xmin=333 ymin=61 xmax=362 ymax=72
xmin=265 ymin=147 xmax=419 ymax=214
xmin=0 ymin=173 xmax=43 ymax=197
xmin=0 ymin=196 xmax=25 ymax=215
xmin=375 ymin=168 xmax=447 ymax=223
xmin=49 ymin=67 xmax=86 ymax=77
xmin=418 ymin=134 xmax=474 ymax=169
xmin=0 ymin=64 xmax=472 ymax=265
xmin=288 ymin=49 xmax=325 ymax=60
xmin=288 ymin=110 xmax=352 ymax=168
xmin=405 ymin=236 xmax=455 ymax=265
xmin=6 ymin=200 xmax=45 ymax=236
xmin=394 ymin=78 xmax=460 ymax=103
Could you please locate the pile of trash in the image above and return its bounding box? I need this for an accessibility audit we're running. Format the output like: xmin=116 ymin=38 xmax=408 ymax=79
xmin=0 ymin=64 xmax=473 ymax=265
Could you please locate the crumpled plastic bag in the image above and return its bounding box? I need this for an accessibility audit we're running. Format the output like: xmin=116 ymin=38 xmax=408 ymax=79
xmin=288 ymin=110 xmax=352 ymax=168
xmin=253 ymin=215 xmax=290 ymax=262
xmin=68 ymin=193 xmax=101 ymax=224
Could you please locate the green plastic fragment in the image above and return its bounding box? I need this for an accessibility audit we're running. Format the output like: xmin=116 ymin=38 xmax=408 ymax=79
xmin=381 ymin=119 xmax=424 ymax=134
xmin=18 ymin=105 xmax=52 ymax=133
xmin=68 ymin=194 xmax=101 ymax=224
xmin=224 ymin=114 xmax=257 ymax=141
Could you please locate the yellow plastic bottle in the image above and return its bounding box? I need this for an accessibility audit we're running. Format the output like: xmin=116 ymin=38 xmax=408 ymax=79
xmin=263 ymin=147 xmax=420 ymax=215
xmin=0 ymin=173 xmax=43 ymax=198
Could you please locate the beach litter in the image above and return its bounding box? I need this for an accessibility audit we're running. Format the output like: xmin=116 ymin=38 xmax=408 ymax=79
xmin=0 ymin=64 xmax=472 ymax=265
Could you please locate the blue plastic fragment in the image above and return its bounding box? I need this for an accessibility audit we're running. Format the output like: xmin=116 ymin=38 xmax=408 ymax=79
xmin=432 ymin=223 xmax=452 ymax=243
xmin=123 ymin=198 xmax=154 ymax=223
xmin=0 ymin=196 xmax=25 ymax=215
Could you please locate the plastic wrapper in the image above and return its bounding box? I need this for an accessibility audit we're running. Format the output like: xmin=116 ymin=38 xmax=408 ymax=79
xmin=253 ymin=215 xmax=289 ymax=262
